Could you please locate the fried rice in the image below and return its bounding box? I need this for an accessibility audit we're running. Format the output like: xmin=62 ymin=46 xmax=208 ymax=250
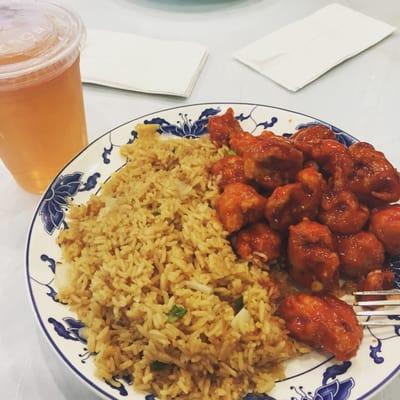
xmin=57 ymin=124 xmax=305 ymax=399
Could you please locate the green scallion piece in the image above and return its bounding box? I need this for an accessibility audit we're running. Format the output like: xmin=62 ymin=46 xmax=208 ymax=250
xmin=233 ymin=296 xmax=244 ymax=314
xmin=167 ymin=304 xmax=187 ymax=323
xmin=150 ymin=360 xmax=170 ymax=372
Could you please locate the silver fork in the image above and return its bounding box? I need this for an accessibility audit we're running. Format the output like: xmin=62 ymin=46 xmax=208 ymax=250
xmin=353 ymin=289 xmax=400 ymax=326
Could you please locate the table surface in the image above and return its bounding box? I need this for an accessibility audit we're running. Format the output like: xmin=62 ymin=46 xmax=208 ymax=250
xmin=1 ymin=0 xmax=400 ymax=399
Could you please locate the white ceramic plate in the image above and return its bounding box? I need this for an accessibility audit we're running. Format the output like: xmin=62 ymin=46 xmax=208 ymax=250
xmin=26 ymin=103 xmax=400 ymax=400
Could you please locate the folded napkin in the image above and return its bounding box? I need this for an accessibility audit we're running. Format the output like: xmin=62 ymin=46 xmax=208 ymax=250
xmin=80 ymin=29 xmax=208 ymax=97
xmin=234 ymin=3 xmax=396 ymax=92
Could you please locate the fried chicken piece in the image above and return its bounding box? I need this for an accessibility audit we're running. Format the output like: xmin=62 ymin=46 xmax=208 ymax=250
xmin=265 ymin=167 xmax=327 ymax=231
xmin=295 ymin=139 xmax=353 ymax=191
xmin=265 ymin=183 xmax=303 ymax=231
xmin=208 ymin=107 xmax=242 ymax=147
xmin=288 ymin=220 xmax=340 ymax=291
xmin=210 ymin=156 xmax=247 ymax=188
xmin=229 ymin=130 xmax=260 ymax=156
xmin=358 ymin=269 xmax=394 ymax=303
xmin=369 ymin=205 xmax=400 ymax=255
xmin=278 ymin=293 xmax=363 ymax=361
xmin=336 ymin=232 xmax=385 ymax=278
xmin=349 ymin=142 xmax=400 ymax=206
xmin=297 ymin=165 xmax=327 ymax=197
xmin=303 ymin=160 xmax=320 ymax=170
xmin=215 ymin=183 xmax=266 ymax=233
xmin=319 ymin=190 xmax=369 ymax=234
xmin=359 ymin=269 xmax=394 ymax=292
xmin=291 ymin=124 xmax=336 ymax=143
xmin=229 ymin=130 xmax=276 ymax=157
xmin=235 ymin=222 xmax=281 ymax=262
xmin=258 ymin=130 xmax=276 ymax=140
xmin=242 ymin=135 xmax=304 ymax=190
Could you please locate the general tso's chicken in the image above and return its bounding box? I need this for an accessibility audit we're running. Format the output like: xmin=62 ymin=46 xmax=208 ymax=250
xmin=358 ymin=269 xmax=394 ymax=303
xmin=349 ymin=142 xmax=400 ymax=206
xmin=208 ymin=108 xmax=242 ymax=147
xmin=369 ymin=205 xmax=400 ymax=255
xmin=258 ymin=130 xmax=276 ymax=140
xmin=291 ymin=124 xmax=336 ymax=143
xmin=210 ymin=156 xmax=247 ymax=189
xmin=359 ymin=269 xmax=394 ymax=292
xmin=265 ymin=183 xmax=304 ymax=231
xmin=265 ymin=167 xmax=327 ymax=231
xmin=296 ymin=165 xmax=327 ymax=196
xmin=303 ymin=160 xmax=320 ymax=170
xmin=229 ymin=129 xmax=276 ymax=156
xmin=215 ymin=183 xmax=266 ymax=233
xmin=295 ymin=139 xmax=353 ymax=191
xmin=336 ymin=232 xmax=385 ymax=278
xmin=242 ymin=135 xmax=304 ymax=191
xmin=278 ymin=293 xmax=363 ymax=361
xmin=235 ymin=222 xmax=281 ymax=263
xmin=229 ymin=130 xmax=259 ymax=156
xmin=288 ymin=220 xmax=340 ymax=291
xmin=319 ymin=191 xmax=369 ymax=234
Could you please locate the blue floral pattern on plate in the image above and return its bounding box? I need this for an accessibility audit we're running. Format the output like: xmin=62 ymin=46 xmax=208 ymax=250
xmin=144 ymin=107 xmax=221 ymax=138
xmin=236 ymin=106 xmax=278 ymax=132
xmin=40 ymin=172 xmax=83 ymax=234
xmin=48 ymin=317 xmax=86 ymax=342
xmin=26 ymin=103 xmax=400 ymax=400
xmin=30 ymin=254 xmax=61 ymax=303
xmin=39 ymin=172 xmax=101 ymax=235
xmin=102 ymin=130 xmax=138 ymax=164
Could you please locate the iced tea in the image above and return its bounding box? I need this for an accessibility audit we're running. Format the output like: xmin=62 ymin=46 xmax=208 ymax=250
xmin=0 ymin=2 xmax=87 ymax=193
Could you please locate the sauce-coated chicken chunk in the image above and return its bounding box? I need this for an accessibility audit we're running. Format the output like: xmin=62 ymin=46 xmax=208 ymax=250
xmin=291 ymin=124 xmax=336 ymax=143
xmin=336 ymin=232 xmax=385 ymax=278
xmin=235 ymin=222 xmax=281 ymax=262
xmin=242 ymin=135 xmax=304 ymax=190
xmin=215 ymin=183 xmax=265 ymax=233
xmin=229 ymin=130 xmax=277 ymax=156
xmin=278 ymin=293 xmax=363 ymax=361
xmin=359 ymin=269 xmax=394 ymax=292
xmin=358 ymin=269 xmax=394 ymax=303
xmin=295 ymin=139 xmax=353 ymax=191
xmin=210 ymin=156 xmax=247 ymax=188
xmin=288 ymin=220 xmax=340 ymax=291
xmin=319 ymin=191 xmax=369 ymax=234
xmin=229 ymin=130 xmax=259 ymax=156
xmin=265 ymin=167 xmax=326 ymax=231
xmin=369 ymin=205 xmax=400 ymax=256
xmin=208 ymin=108 xmax=242 ymax=147
xmin=349 ymin=142 xmax=400 ymax=206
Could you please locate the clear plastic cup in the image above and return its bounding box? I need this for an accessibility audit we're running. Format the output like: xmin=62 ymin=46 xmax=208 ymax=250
xmin=0 ymin=1 xmax=88 ymax=193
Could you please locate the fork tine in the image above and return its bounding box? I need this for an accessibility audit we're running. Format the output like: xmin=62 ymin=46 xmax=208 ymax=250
xmin=356 ymin=310 xmax=400 ymax=317
xmin=353 ymin=289 xmax=400 ymax=324
xmin=353 ymin=289 xmax=400 ymax=296
xmin=355 ymin=299 xmax=400 ymax=307
xmin=359 ymin=321 xmax=400 ymax=326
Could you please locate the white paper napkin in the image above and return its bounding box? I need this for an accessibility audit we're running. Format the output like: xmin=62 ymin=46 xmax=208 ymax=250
xmin=80 ymin=29 xmax=208 ymax=97
xmin=233 ymin=3 xmax=396 ymax=92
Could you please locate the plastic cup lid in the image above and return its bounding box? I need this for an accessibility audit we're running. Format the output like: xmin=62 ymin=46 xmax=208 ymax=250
xmin=0 ymin=1 xmax=85 ymax=89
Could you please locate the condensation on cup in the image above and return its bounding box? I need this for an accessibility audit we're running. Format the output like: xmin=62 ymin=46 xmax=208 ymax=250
xmin=0 ymin=1 xmax=88 ymax=193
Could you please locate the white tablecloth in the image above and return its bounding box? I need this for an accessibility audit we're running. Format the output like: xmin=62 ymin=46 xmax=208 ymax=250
xmin=1 ymin=0 xmax=399 ymax=398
